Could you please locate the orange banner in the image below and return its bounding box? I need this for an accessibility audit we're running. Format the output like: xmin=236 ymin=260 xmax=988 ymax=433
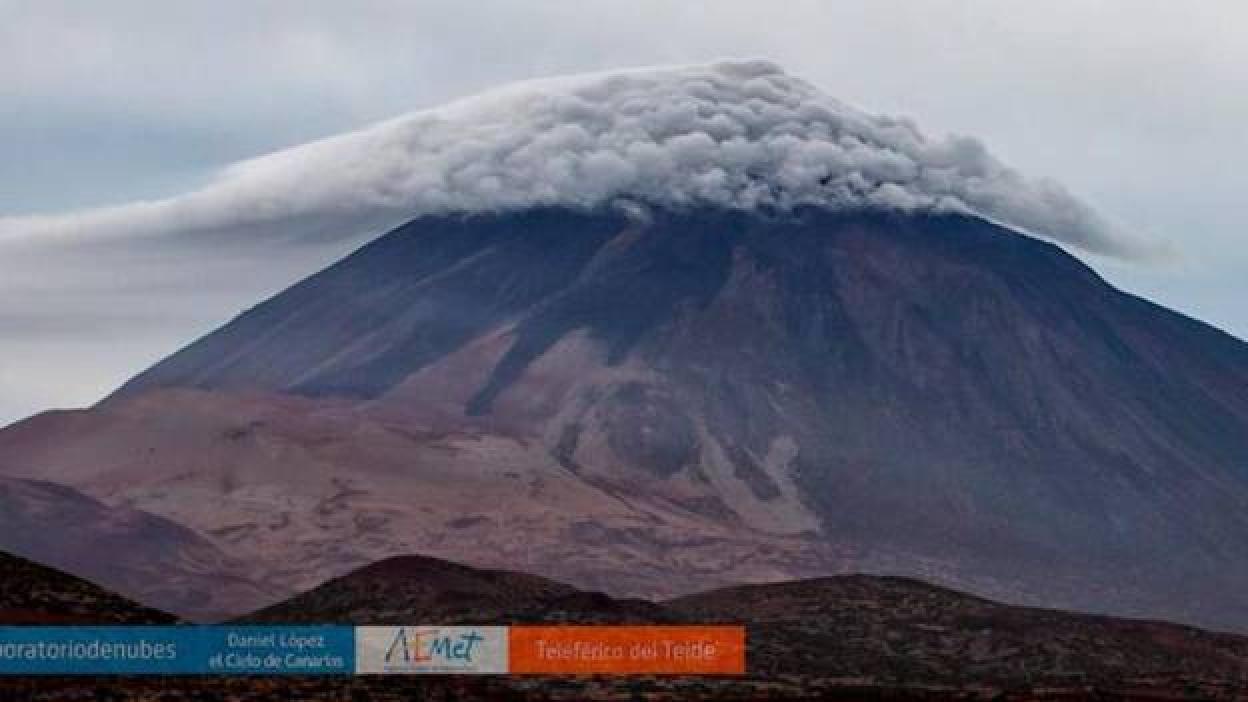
xmin=507 ymin=626 xmax=745 ymax=675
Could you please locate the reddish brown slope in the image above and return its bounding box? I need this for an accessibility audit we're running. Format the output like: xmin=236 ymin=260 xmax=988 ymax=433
xmin=0 ymin=476 xmax=288 ymax=621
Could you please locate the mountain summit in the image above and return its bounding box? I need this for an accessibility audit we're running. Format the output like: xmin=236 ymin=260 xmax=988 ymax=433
xmin=2 ymin=61 xmax=1129 ymax=258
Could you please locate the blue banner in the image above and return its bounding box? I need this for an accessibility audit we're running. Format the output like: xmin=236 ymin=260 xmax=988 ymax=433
xmin=0 ymin=627 xmax=354 ymax=675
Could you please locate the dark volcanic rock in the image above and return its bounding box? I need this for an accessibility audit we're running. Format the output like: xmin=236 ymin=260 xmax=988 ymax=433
xmin=1 ymin=551 xmax=1246 ymax=698
xmin=0 ymin=550 xmax=175 ymax=625
xmin=670 ymin=575 xmax=1248 ymax=687
xmin=237 ymin=554 xmax=1248 ymax=698
xmin=242 ymin=554 xmax=669 ymax=625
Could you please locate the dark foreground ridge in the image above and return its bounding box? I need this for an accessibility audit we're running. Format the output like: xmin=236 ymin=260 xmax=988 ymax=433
xmin=3 ymin=552 xmax=1247 ymax=699
xmin=242 ymin=553 xmax=669 ymax=625
xmin=0 ymin=550 xmax=175 ymax=625
xmin=242 ymin=555 xmax=1248 ymax=692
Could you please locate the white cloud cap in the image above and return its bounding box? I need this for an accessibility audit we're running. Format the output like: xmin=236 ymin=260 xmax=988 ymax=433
xmin=1 ymin=60 xmax=1132 ymax=256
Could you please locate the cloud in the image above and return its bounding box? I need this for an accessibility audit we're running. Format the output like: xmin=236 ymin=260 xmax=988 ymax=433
xmin=0 ymin=60 xmax=1138 ymax=257
xmin=3 ymin=2 xmax=1243 ymax=429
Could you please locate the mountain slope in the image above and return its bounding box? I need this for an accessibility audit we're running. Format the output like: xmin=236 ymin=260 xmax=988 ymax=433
xmin=0 ymin=385 xmax=838 ymax=606
xmin=0 ymin=549 xmax=176 ymax=625
xmin=0 ymin=476 xmax=289 ymax=621
xmin=6 ymin=206 xmax=1242 ymax=627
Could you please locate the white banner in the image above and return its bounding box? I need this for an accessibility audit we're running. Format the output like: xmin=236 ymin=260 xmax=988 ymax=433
xmin=355 ymin=626 xmax=508 ymax=674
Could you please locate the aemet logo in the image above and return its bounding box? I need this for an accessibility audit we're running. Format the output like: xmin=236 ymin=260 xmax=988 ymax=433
xmin=384 ymin=628 xmax=482 ymax=664
xmin=356 ymin=627 xmax=508 ymax=674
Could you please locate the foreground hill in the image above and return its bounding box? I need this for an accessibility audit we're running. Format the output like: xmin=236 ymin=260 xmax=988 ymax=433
xmin=0 ymin=476 xmax=287 ymax=621
xmin=0 ymin=550 xmax=175 ymax=625
xmin=3 ymin=553 xmax=1245 ymax=699
xmin=244 ymin=554 xmax=667 ymax=624
xmin=238 ymin=554 xmax=1248 ymax=698
xmin=671 ymin=576 xmax=1248 ymax=689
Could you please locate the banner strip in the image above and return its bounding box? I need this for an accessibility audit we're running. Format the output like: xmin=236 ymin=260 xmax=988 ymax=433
xmin=0 ymin=626 xmax=353 ymax=675
xmin=0 ymin=626 xmax=745 ymax=675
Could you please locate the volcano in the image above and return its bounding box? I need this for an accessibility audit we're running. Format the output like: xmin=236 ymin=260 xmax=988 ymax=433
xmin=1 ymin=62 xmax=1245 ymax=629
xmin=4 ymin=206 xmax=1246 ymax=628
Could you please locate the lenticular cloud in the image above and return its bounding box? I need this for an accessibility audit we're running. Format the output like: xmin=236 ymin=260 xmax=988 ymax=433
xmin=1 ymin=60 xmax=1132 ymax=256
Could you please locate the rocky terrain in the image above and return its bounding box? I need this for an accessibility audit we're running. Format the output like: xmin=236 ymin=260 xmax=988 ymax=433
xmin=244 ymin=554 xmax=667 ymax=625
xmin=671 ymin=576 xmax=1248 ymax=690
xmin=239 ymin=553 xmax=1248 ymax=693
xmin=0 ymin=549 xmax=175 ymax=625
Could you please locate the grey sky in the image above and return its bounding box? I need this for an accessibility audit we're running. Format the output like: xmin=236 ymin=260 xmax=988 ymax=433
xmin=2 ymin=0 xmax=1246 ymax=426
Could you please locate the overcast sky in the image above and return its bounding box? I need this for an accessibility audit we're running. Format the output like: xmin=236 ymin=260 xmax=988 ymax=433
xmin=2 ymin=1 xmax=1246 ymax=426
